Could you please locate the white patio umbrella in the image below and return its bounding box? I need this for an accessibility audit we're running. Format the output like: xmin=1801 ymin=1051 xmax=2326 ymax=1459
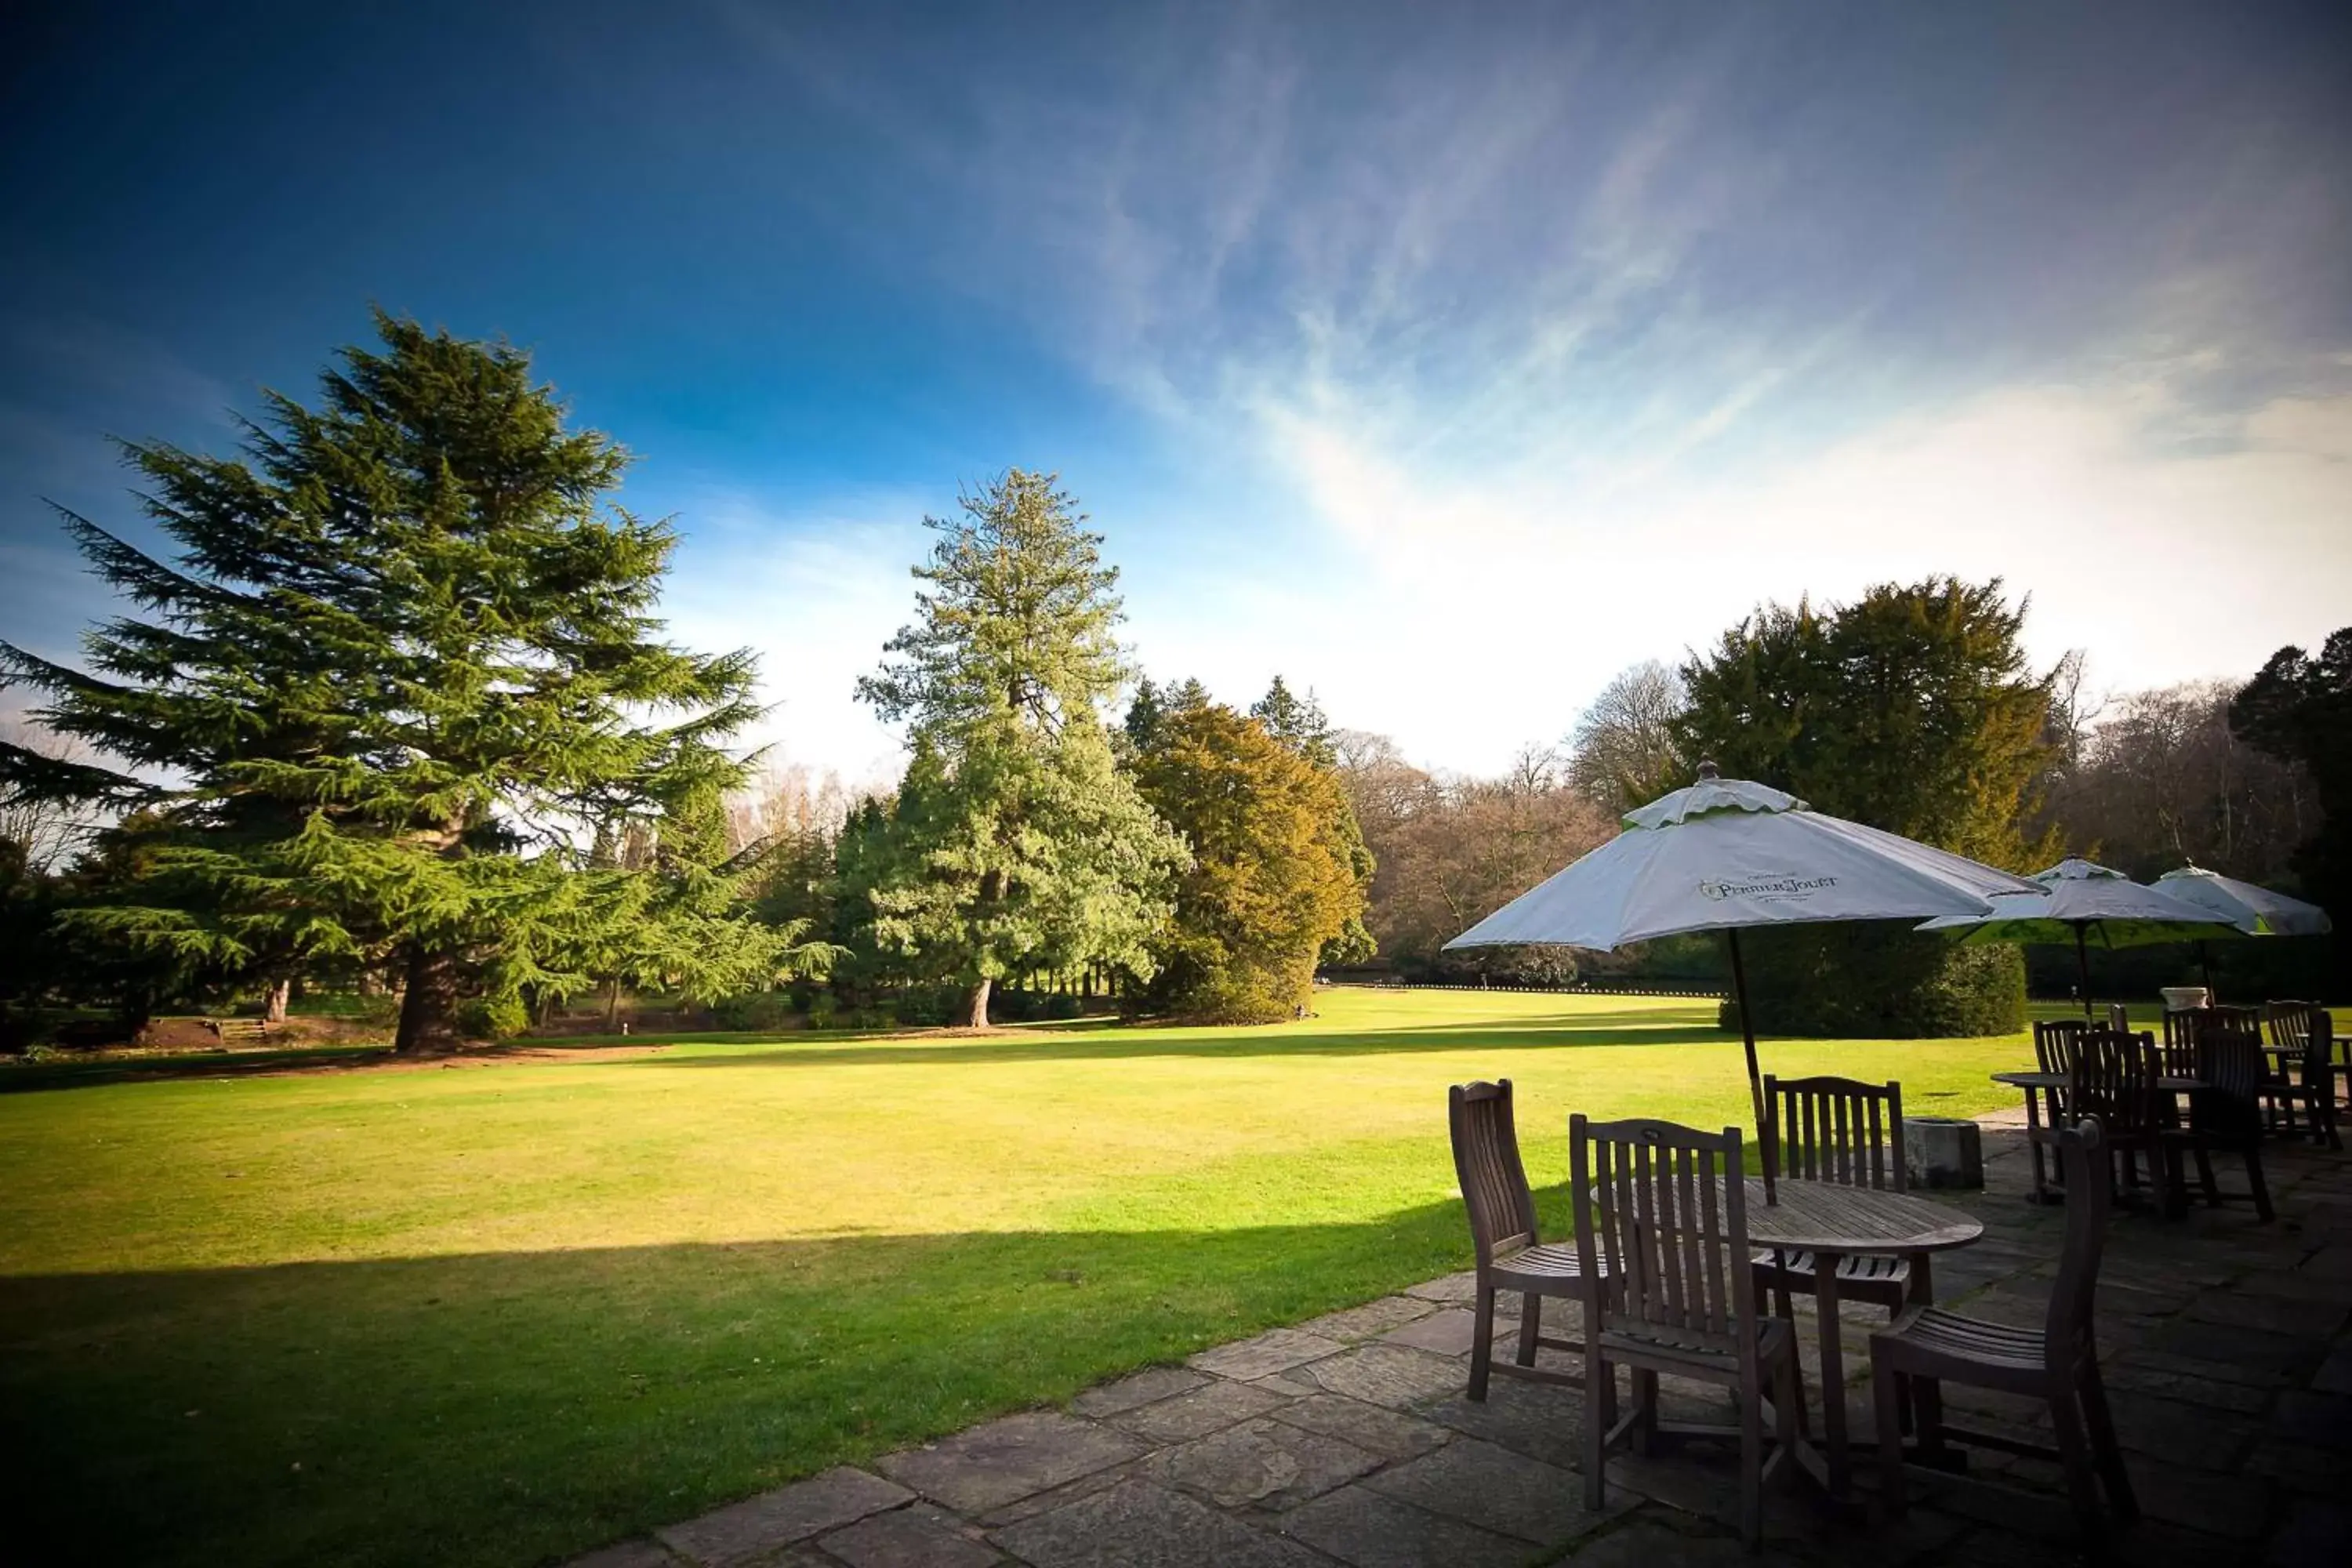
xmin=1917 ymin=858 xmax=2243 ymax=1017
xmin=2152 ymin=866 xmax=2332 ymax=998
xmin=1443 ymin=766 xmax=2045 ymax=1127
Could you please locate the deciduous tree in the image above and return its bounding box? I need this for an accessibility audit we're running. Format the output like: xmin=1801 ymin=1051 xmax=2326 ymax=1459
xmin=1130 ymin=699 xmax=1369 ymax=1021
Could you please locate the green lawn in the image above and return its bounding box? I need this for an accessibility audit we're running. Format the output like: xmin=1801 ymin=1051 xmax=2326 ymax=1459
xmin=1 ymin=988 xmax=2045 ymax=1568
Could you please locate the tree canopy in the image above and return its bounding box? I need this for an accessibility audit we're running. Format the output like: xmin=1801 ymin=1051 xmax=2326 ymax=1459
xmin=1129 ymin=696 xmax=1370 ymax=1021
xmin=1676 ymin=577 xmax=2053 ymax=1036
xmin=852 ymin=471 xmax=1185 ymax=1025
xmin=2231 ymin=627 xmax=2352 ymax=995
xmin=0 ymin=313 xmax=802 ymax=1050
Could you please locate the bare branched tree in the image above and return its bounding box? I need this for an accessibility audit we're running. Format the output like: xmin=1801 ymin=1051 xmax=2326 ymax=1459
xmin=0 ymin=717 xmax=96 ymax=871
xmin=1566 ymin=660 xmax=1688 ymax=811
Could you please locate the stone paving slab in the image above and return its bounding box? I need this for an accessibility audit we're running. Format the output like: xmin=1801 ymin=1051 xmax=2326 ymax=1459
xmin=1301 ymin=1343 xmax=1467 ymax=1409
xmin=1376 ymin=1307 xmax=1479 ymax=1356
xmin=1417 ymin=1377 xmax=1587 ymax=1470
xmin=1265 ymin=1393 xmax=1454 ymax=1462
xmin=1143 ymin=1414 xmax=1381 ymax=1511
xmin=1105 ymin=1377 xmax=1291 ymax=1445
xmin=988 ymin=1478 xmax=1325 ymax=1568
xmin=877 ymin=1413 xmax=1143 ymax=1515
xmin=1188 ymin=1327 xmax=1345 ymax=1381
xmin=1276 ymin=1484 xmax=1532 ymax=1567
xmin=1295 ymin=1295 xmax=1439 ymax=1342
xmin=1362 ymin=1436 xmax=1621 ymax=1546
xmin=564 ymin=1541 xmax=684 ymax=1568
xmin=655 ymin=1468 xmax=913 ymax=1566
xmin=1069 ymin=1366 xmax=1205 ymax=1418
xmin=818 ymin=1503 xmax=1002 ymax=1568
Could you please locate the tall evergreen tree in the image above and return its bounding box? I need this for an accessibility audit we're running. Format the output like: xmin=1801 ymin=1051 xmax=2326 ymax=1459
xmin=0 ymin=313 xmax=789 ymax=1052
xmin=1249 ymin=676 xmax=1336 ymax=768
xmin=855 ymin=470 xmax=1185 ymax=1026
xmin=2230 ymin=626 xmax=2352 ymax=997
xmin=1676 ymin=577 xmax=2054 ymax=1036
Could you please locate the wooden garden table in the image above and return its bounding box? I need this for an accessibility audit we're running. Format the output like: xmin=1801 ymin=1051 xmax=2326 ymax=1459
xmin=1741 ymin=1178 xmax=1983 ymax=1497
xmin=1989 ymin=1069 xmax=2204 ymax=1203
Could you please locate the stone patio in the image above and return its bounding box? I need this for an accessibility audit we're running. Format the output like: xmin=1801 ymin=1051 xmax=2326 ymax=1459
xmin=570 ymin=1113 xmax=2350 ymax=1566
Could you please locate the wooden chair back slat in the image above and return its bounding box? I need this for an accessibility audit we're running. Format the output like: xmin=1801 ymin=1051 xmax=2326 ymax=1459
xmin=2106 ymin=1003 xmax=2130 ymax=1034
xmin=2034 ymin=1018 xmax=2088 ymax=1076
xmin=2069 ymin=1029 xmax=2161 ymax=1140
xmin=1760 ymin=1075 xmax=1904 ymax=1202
xmin=1450 ymin=1081 xmax=1539 ymax=1266
xmin=2159 ymin=1008 xmax=2205 ymax=1076
xmin=1572 ymin=1116 xmax=1751 ymax=1356
xmin=2045 ymin=1120 xmax=2112 ymax=1365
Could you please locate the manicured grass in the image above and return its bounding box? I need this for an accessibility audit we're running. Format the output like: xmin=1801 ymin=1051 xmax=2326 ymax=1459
xmin=1 ymin=988 xmax=2042 ymax=1568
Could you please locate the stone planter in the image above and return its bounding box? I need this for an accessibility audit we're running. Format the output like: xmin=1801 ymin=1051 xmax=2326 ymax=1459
xmin=1903 ymin=1116 xmax=1984 ymax=1191
xmin=2161 ymin=985 xmax=2211 ymax=1012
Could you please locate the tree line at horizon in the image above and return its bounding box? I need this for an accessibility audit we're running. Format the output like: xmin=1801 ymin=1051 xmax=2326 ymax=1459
xmin=2 ymin=317 xmax=2345 ymax=1051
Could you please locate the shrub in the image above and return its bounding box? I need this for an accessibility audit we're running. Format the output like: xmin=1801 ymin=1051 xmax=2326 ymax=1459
xmin=1719 ymin=926 xmax=2026 ymax=1039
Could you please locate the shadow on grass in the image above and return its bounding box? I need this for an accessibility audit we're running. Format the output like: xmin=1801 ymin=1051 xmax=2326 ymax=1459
xmin=655 ymin=1012 xmax=1736 ymax=1069
xmin=0 ymin=1007 xmax=1738 ymax=1094
xmin=0 ymin=1203 xmax=1473 ymax=1568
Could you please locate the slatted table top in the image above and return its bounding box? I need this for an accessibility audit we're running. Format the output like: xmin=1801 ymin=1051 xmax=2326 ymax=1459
xmin=1740 ymin=1178 xmax=1983 ymax=1254
xmin=1991 ymin=1069 xmax=2205 ymax=1093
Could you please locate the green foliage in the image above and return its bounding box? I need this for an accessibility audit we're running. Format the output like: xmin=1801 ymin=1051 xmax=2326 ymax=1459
xmin=1679 ymin=576 xmax=2051 ymax=1038
xmin=1250 ymin=676 xmax=1375 ymax=966
xmin=1129 ymin=700 xmax=1372 ymax=1022
xmin=2231 ymin=626 xmax=2352 ymax=994
xmin=1722 ymin=927 xmax=2026 ymax=1037
xmin=0 ymin=314 xmax=789 ymax=1051
xmin=852 ymin=472 xmax=1186 ymax=1024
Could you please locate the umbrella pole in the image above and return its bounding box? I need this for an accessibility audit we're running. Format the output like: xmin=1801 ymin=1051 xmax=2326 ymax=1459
xmin=2200 ymin=940 xmax=2215 ymax=1004
xmin=1727 ymin=928 xmax=1764 ymax=1131
xmin=2075 ymin=925 xmax=2093 ymax=1020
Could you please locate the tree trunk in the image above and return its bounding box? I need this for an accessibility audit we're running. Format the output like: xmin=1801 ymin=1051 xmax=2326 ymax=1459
xmin=394 ymin=943 xmax=467 ymax=1054
xmin=264 ymin=978 xmax=291 ymax=1026
xmin=962 ymin=976 xmax=993 ymax=1029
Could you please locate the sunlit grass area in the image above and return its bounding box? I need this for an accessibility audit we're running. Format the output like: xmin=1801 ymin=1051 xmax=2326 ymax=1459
xmin=1 ymin=987 xmax=2045 ymax=1568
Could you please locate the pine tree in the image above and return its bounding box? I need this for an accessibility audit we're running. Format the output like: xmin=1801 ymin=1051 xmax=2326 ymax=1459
xmin=1250 ymin=676 xmax=1336 ymax=768
xmin=0 ymin=313 xmax=789 ymax=1052
xmin=855 ymin=471 xmax=1185 ymax=1026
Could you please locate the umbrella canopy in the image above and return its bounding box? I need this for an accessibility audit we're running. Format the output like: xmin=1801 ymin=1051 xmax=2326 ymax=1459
xmin=2152 ymin=866 xmax=2332 ymax=937
xmin=1917 ymin=858 xmax=2243 ymax=1015
xmin=1444 ymin=769 xmax=2045 ymax=1123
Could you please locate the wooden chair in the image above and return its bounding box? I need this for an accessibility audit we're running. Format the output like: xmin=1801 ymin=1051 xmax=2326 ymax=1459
xmin=2033 ymin=1018 xmax=2087 ymax=1076
xmin=2069 ymin=1029 xmax=2174 ymax=1210
xmin=1872 ymin=1120 xmax=2137 ymax=1548
xmin=1753 ymin=1076 xmax=1913 ymax=1327
xmin=1447 ymin=1081 xmax=1597 ymax=1401
xmin=1572 ymin=1115 xmax=1802 ymax=1549
xmin=2103 ymin=1003 xmax=2129 ymax=1035
xmin=2164 ymin=1014 xmax=2275 ymax=1221
xmin=2261 ymin=1004 xmax=2340 ymax=1149
xmin=2029 ymin=1018 xmax=2089 ymax=1196
xmin=2157 ymin=1007 xmax=2204 ymax=1077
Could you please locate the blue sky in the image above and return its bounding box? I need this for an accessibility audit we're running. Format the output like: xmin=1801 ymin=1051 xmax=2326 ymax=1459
xmin=4 ymin=1 xmax=2348 ymax=782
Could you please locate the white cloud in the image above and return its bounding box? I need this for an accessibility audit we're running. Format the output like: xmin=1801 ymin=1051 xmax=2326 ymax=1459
xmin=1222 ymin=375 xmax=2352 ymax=775
xmin=660 ymin=491 xmax=931 ymax=789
